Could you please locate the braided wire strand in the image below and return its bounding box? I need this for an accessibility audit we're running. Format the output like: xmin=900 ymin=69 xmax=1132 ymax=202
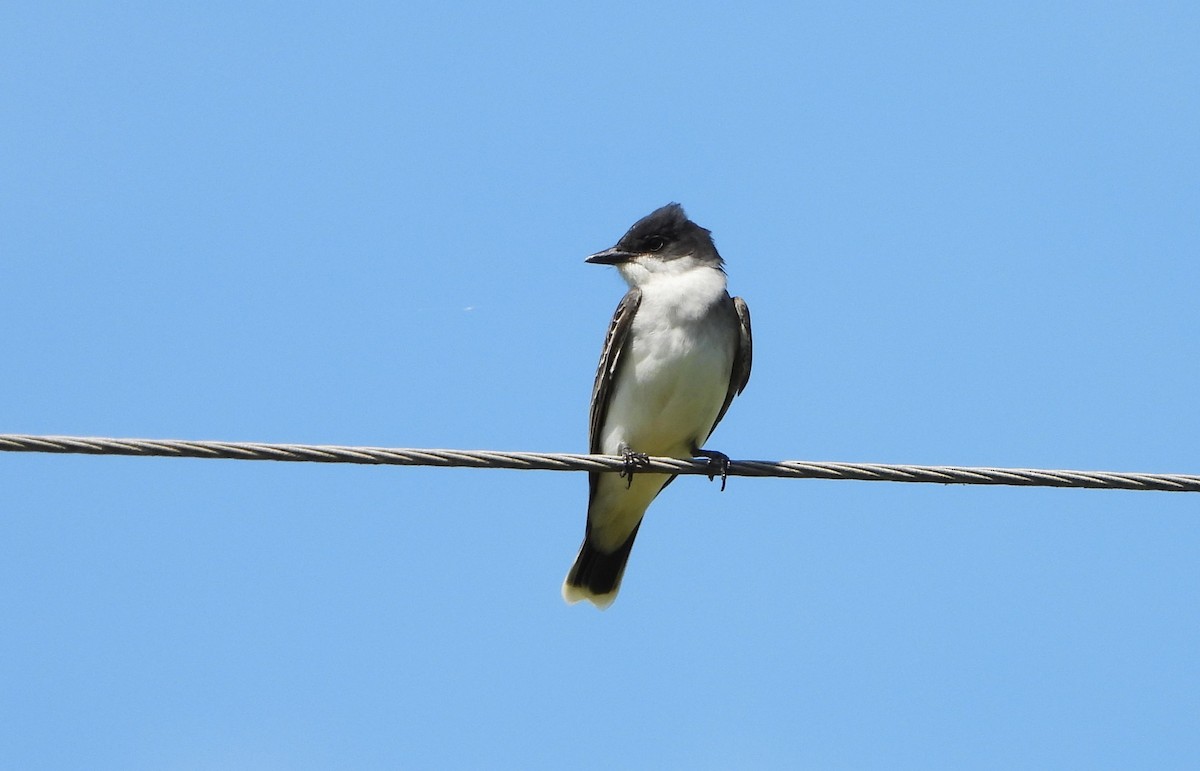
xmin=2 ymin=433 xmax=1198 ymax=493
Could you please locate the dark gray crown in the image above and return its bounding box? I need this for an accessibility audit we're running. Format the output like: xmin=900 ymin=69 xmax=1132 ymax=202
xmin=615 ymin=203 xmax=722 ymax=266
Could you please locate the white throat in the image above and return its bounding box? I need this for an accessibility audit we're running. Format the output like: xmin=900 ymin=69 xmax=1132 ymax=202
xmin=618 ymin=254 xmax=725 ymax=288
xmin=617 ymin=255 xmax=729 ymax=323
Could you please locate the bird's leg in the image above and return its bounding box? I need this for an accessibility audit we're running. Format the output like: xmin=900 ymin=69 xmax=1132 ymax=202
xmin=691 ymin=445 xmax=731 ymax=492
xmin=617 ymin=444 xmax=650 ymax=489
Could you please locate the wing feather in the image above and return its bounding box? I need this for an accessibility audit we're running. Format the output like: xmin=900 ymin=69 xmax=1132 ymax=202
xmin=588 ymin=288 xmax=642 ymax=455
xmin=707 ymin=295 xmax=752 ymax=439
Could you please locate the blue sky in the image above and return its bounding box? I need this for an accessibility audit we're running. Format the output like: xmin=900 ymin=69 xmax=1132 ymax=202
xmin=2 ymin=2 xmax=1198 ymax=768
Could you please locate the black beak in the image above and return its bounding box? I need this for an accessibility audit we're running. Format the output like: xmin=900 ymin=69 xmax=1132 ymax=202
xmin=584 ymin=246 xmax=636 ymax=265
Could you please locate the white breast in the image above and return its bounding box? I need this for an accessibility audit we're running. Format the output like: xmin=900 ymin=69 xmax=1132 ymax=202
xmin=599 ymin=264 xmax=736 ymax=459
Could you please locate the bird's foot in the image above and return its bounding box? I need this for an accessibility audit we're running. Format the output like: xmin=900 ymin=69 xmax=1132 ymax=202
xmin=618 ymin=447 xmax=651 ymax=489
xmin=692 ymin=448 xmax=731 ymax=491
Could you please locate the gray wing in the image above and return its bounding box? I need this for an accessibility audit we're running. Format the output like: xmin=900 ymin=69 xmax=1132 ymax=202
xmin=589 ymin=287 xmax=642 ymax=455
xmin=706 ymin=295 xmax=752 ymax=439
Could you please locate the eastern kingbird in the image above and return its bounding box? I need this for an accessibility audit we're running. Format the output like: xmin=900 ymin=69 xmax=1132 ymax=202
xmin=562 ymin=203 xmax=753 ymax=609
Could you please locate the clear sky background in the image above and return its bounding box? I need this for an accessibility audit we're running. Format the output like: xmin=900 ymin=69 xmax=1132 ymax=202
xmin=2 ymin=2 xmax=1198 ymax=769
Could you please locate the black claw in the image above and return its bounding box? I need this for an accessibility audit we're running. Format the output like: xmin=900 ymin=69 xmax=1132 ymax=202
xmin=692 ymin=448 xmax=731 ymax=491
xmin=618 ymin=448 xmax=650 ymax=489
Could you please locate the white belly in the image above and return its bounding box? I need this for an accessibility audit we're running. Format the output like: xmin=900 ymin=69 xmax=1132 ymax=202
xmin=586 ymin=265 xmax=737 ymax=551
xmin=600 ymin=302 xmax=735 ymax=458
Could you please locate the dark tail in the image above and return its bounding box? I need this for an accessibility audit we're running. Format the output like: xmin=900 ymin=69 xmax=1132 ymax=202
xmin=561 ymin=522 xmax=642 ymax=610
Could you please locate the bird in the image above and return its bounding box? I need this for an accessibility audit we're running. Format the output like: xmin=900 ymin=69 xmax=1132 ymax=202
xmin=562 ymin=203 xmax=753 ymax=609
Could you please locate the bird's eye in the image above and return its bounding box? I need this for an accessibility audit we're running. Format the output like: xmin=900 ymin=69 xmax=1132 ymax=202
xmin=645 ymin=236 xmax=666 ymax=252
